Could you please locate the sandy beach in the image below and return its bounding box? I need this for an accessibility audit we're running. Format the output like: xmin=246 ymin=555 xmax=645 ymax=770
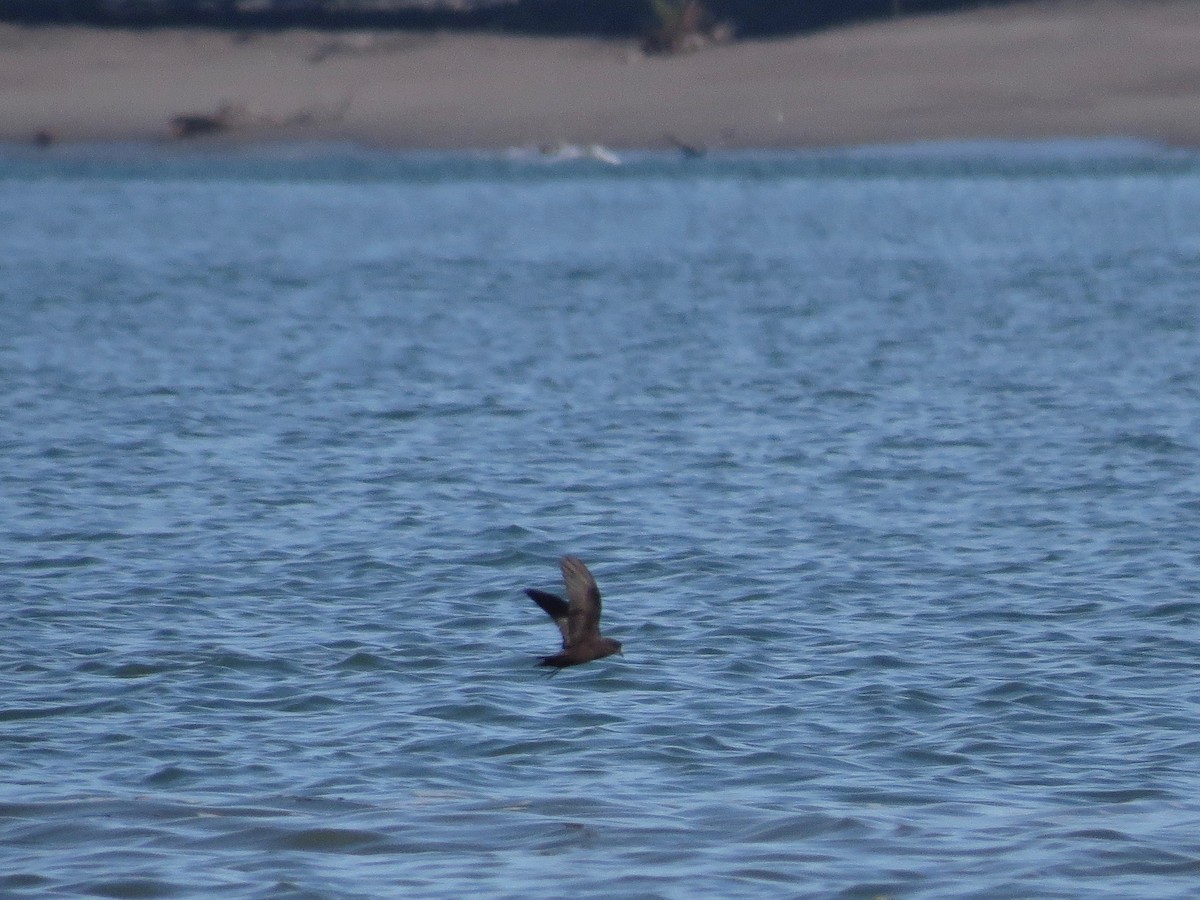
xmin=2 ymin=0 xmax=1199 ymax=149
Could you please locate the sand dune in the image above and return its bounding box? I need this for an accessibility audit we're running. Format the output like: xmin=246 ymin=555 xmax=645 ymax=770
xmin=2 ymin=1 xmax=1199 ymax=149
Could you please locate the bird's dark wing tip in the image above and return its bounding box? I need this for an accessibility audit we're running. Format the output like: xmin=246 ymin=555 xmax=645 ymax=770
xmin=526 ymin=588 xmax=570 ymax=620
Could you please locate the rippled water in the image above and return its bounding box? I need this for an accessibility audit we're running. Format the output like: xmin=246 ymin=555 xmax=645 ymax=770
xmin=3 ymin=143 xmax=1200 ymax=897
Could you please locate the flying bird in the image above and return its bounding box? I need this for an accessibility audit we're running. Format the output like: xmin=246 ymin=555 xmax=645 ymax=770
xmin=525 ymin=556 xmax=623 ymax=670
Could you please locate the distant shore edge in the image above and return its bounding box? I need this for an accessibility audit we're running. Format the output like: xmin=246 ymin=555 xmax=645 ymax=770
xmin=3 ymin=2 xmax=1200 ymax=151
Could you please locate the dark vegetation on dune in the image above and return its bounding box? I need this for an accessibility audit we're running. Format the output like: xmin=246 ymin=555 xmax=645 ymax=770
xmin=0 ymin=0 xmax=1035 ymax=41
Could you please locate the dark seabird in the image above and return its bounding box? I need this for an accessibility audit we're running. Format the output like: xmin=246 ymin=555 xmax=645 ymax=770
xmin=525 ymin=556 xmax=623 ymax=670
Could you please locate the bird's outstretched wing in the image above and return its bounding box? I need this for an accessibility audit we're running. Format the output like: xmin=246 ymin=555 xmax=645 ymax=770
xmin=525 ymin=589 xmax=570 ymax=646
xmin=560 ymin=555 xmax=602 ymax=646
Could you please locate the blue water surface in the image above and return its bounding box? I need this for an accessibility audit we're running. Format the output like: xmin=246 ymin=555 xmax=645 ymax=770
xmin=2 ymin=142 xmax=1200 ymax=898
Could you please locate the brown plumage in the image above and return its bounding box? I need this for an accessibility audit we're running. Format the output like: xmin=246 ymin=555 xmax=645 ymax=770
xmin=525 ymin=556 xmax=623 ymax=669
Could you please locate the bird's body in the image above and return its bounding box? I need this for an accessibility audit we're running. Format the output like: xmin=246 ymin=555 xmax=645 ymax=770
xmin=525 ymin=556 xmax=622 ymax=669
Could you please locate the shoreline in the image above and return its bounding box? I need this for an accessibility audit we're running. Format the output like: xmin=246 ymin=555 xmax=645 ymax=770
xmin=3 ymin=1 xmax=1200 ymax=150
